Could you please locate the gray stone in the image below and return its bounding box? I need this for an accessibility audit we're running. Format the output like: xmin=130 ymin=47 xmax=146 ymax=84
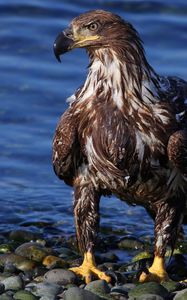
xmin=110 ymin=285 xmax=128 ymax=297
xmin=129 ymin=294 xmax=164 ymax=300
xmin=162 ymin=280 xmax=179 ymax=293
xmin=13 ymin=290 xmax=38 ymax=300
xmin=128 ymin=282 xmax=168 ymax=298
xmin=40 ymin=297 xmax=56 ymax=300
xmin=9 ymin=230 xmax=41 ymax=242
xmin=25 ymin=282 xmax=61 ymax=298
xmin=2 ymin=276 xmax=23 ymax=291
xmin=44 ymin=269 xmax=76 ymax=285
xmin=121 ymin=283 xmax=136 ymax=292
xmin=0 ymin=282 xmax=5 ymax=294
xmin=85 ymin=280 xmax=112 ymax=299
xmin=15 ymin=242 xmax=49 ymax=262
xmin=63 ymin=287 xmax=103 ymax=300
xmin=118 ymin=237 xmax=144 ymax=250
xmin=173 ymin=288 xmax=187 ymax=300
xmin=0 ymin=293 xmax=13 ymax=300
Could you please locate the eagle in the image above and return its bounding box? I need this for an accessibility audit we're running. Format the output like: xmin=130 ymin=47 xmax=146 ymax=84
xmin=53 ymin=10 xmax=187 ymax=284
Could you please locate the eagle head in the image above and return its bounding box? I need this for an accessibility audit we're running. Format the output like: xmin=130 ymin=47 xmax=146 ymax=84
xmin=53 ymin=10 xmax=139 ymax=62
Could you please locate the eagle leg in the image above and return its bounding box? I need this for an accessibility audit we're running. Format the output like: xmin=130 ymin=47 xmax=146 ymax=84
xmin=69 ymin=179 xmax=111 ymax=283
xmin=139 ymin=198 xmax=185 ymax=283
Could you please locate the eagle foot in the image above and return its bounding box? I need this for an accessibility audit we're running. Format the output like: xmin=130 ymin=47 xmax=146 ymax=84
xmin=139 ymin=256 xmax=169 ymax=283
xmin=69 ymin=252 xmax=111 ymax=284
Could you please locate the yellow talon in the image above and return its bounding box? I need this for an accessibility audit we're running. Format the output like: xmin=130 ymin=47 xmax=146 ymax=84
xmin=69 ymin=252 xmax=111 ymax=284
xmin=139 ymin=256 xmax=169 ymax=283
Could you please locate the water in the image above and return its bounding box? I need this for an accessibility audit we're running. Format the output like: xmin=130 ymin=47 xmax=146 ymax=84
xmin=0 ymin=1 xmax=187 ymax=244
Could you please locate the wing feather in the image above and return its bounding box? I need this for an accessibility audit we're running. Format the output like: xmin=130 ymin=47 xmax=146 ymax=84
xmin=53 ymin=108 xmax=80 ymax=185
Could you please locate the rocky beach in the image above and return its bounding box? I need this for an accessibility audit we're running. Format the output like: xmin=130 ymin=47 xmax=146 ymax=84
xmin=0 ymin=229 xmax=186 ymax=300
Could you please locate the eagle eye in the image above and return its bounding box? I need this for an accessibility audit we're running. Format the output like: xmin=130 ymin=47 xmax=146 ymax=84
xmin=87 ymin=22 xmax=99 ymax=31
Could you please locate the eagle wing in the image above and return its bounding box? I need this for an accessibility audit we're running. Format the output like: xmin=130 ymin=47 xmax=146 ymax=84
xmin=168 ymin=130 xmax=187 ymax=175
xmin=53 ymin=108 xmax=80 ymax=186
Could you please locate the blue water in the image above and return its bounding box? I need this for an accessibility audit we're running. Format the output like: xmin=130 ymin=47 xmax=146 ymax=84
xmin=0 ymin=0 xmax=187 ymax=243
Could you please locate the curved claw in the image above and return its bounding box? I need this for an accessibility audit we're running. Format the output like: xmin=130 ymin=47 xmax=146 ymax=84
xmin=139 ymin=256 xmax=169 ymax=283
xmin=139 ymin=269 xmax=169 ymax=283
xmin=69 ymin=252 xmax=111 ymax=284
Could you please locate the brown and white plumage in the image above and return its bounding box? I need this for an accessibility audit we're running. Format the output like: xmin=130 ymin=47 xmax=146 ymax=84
xmin=53 ymin=10 xmax=187 ymax=283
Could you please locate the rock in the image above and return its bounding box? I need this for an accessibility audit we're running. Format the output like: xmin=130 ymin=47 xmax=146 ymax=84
xmin=0 ymin=293 xmax=13 ymax=300
xmin=173 ymin=288 xmax=187 ymax=300
xmin=0 ymin=282 xmax=5 ymax=294
xmin=98 ymin=252 xmax=119 ymax=263
xmin=44 ymin=268 xmax=76 ymax=285
xmin=40 ymin=297 xmax=56 ymax=300
xmin=132 ymin=251 xmax=152 ymax=262
xmin=119 ymin=257 xmax=152 ymax=273
xmin=0 ymin=244 xmax=14 ymax=254
xmin=167 ymin=254 xmax=187 ymax=281
xmin=128 ymin=282 xmax=168 ymax=299
xmin=120 ymin=283 xmax=136 ymax=292
xmin=118 ymin=236 xmax=144 ymax=250
xmin=25 ymin=282 xmax=61 ymax=298
xmin=4 ymin=262 xmax=17 ymax=274
xmin=162 ymin=280 xmax=179 ymax=293
xmin=9 ymin=230 xmax=41 ymax=242
xmin=15 ymin=242 xmax=51 ymax=262
xmin=129 ymin=294 xmax=164 ymax=300
xmin=85 ymin=280 xmax=112 ymax=299
xmin=99 ymin=262 xmax=119 ymax=271
xmin=42 ymin=255 xmax=69 ymax=268
xmin=110 ymin=286 xmax=128 ymax=297
xmin=2 ymin=276 xmax=23 ymax=291
xmin=0 ymin=273 xmax=11 ymax=281
xmin=176 ymin=240 xmax=187 ymax=254
xmin=0 ymin=254 xmax=35 ymax=271
xmin=58 ymin=247 xmax=76 ymax=259
xmin=63 ymin=287 xmax=103 ymax=300
xmin=13 ymin=290 xmax=38 ymax=300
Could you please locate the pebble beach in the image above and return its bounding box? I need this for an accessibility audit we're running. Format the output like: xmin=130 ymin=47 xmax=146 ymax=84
xmin=0 ymin=229 xmax=186 ymax=300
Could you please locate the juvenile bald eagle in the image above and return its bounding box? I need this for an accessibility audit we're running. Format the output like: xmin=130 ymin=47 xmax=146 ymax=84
xmin=53 ymin=10 xmax=187 ymax=283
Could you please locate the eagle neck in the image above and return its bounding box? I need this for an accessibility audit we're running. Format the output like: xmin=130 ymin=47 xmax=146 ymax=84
xmin=78 ymin=48 xmax=159 ymax=111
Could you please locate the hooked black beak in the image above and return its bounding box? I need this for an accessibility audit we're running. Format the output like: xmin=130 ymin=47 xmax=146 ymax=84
xmin=53 ymin=28 xmax=74 ymax=62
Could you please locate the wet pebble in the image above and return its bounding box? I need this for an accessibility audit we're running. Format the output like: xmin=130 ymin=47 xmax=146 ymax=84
xmin=2 ymin=276 xmax=23 ymax=291
xmin=9 ymin=231 xmax=41 ymax=243
xmin=129 ymin=294 xmax=164 ymax=300
xmin=167 ymin=254 xmax=187 ymax=281
xmin=0 ymin=244 xmax=14 ymax=254
xmin=57 ymin=247 xmax=77 ymax=259
xmin=0 ymin=282 xmax=5 ymax=294
xmin=121 ymin=283 xmax=136 ymax=292
xmin=132 ymin=251 xmax=152 ymax=262
xmin=128 ymin=282 xmax=168 ymax=299
xmin=98 ymin=252 xmax=119 ymax=263
xmin=63 ymin=286 xmax=103 ymax=300
xmin=110 ymin=285 xmax=128 ymax=298
xmin=85 ymin=280 xmax=112 ymax=299
xmin=44 ymin=268 xmax=76 ymax=285
xmin=0 ymin=293 xmax=14 ymax=300
xmin=162 ymin=280 xmax=180 ymax=293
xmin=42 ymin=255 xmax=69 ymax=268
xmin=173 ymin=288 xmax=187 ymax=300
xmin=26 ymin=281 xmax=62 ymax=298
xmin=13 ymin=290 xmax=38 ymax=300
xmin=118 ymin=236 xmax=145 ymax=250
xmin=0 ymin=254 xmax=36 ymax=272
xmin=15 ymin=242 xmax=51 ymax=262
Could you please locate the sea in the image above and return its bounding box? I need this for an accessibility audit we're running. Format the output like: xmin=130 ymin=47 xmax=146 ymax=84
xmin=0 ymin=0 xmax=187 ymax=257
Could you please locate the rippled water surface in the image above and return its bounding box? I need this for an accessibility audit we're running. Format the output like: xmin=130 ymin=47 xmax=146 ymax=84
xmin=0 ymin=0 xmax=187 ymax=245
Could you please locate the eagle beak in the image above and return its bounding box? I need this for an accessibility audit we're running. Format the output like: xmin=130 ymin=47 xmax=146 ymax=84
xmin=53 ymin=28 xmax=74 ymax=62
